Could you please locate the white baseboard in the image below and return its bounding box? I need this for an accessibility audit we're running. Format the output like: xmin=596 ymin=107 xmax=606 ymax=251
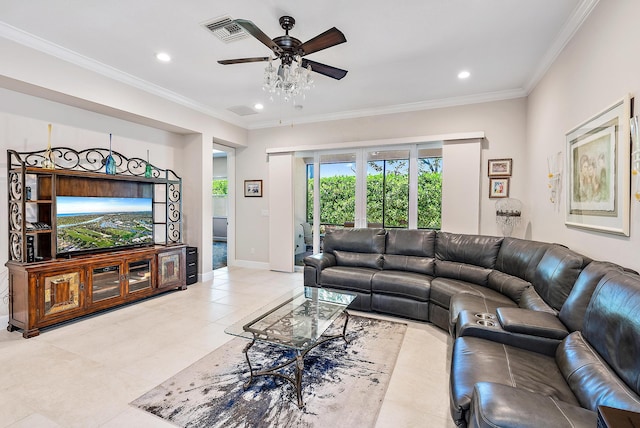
xmin=230 ymin=260 xmax=270 ymax=270
xmin=199 ymin=270 xmax=214 ymax=282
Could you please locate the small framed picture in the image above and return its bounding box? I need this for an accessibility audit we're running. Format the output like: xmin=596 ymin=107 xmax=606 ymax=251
xmin=489 ymin=177 xmax=510 ymax=198
xmin=488 ymin=158 xmax=513 ymax=177
xmin=244 ymin=179 xmax=263 ymax=197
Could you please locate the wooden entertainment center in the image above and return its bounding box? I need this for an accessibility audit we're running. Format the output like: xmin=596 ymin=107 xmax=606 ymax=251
xmin=6 ymin=147 xmax=187 ymax=338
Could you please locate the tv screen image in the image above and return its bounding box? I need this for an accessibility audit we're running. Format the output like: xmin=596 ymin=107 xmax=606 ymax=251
xmin=56 ymin=196 xmax=154 ymax=255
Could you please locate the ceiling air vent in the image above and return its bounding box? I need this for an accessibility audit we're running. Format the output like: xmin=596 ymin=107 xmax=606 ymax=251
xmin=202 ymin=15 xmax=249 ymax=43
xmin=227 ymin=105 xmax=258 ymax=116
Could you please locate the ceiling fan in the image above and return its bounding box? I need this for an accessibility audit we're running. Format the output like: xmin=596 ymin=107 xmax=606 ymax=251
xmin=217 ymin=16 xmax=348 ymax=80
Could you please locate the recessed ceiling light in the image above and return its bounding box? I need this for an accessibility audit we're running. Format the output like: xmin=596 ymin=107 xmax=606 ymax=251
xmin=156 ymin=52 xmax=171 ymax=62
xmin=254 ymin=103 xmax=264 ymax=110
xmin=458 ymin=70 xmax=471 ymax=79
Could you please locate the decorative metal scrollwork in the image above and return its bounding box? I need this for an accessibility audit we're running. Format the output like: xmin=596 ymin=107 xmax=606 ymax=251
xmin=9 ymin=202 xmax=22 ymax=232
xmin=8 ymin=147 xmax=170 ymax=178
xmin=7 ymin=147 xmax=183 ymax=253
xmin=10 ymin=233 xmax=22 ymax=261
xmin=167 ymin=223 xmax=181 ymax=244
xmin=168 ymin=183 xmax=181 ymax=203
xmin=9 ymin=172 xmax=22 ymax=201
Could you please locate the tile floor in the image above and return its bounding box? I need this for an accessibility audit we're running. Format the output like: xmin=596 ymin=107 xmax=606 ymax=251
xmin=0 ymin=267 xmax=456 ymax=428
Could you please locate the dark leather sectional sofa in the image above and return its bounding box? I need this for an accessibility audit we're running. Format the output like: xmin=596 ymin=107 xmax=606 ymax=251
xmin=303 ymin=228 xmax=640 ymax=427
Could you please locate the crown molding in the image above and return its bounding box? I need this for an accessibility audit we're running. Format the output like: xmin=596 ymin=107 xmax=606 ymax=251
xmin=524 ymin=0 xmax=599 ymax=94
xmin=0 ymin=21 xmax=246 ymax=128
xmin=248 ymin=88 xmax=527 ymax=130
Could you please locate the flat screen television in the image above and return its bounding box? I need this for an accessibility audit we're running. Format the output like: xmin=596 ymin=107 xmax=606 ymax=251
xmin=56 ymin=196 xmax=154 ymax=256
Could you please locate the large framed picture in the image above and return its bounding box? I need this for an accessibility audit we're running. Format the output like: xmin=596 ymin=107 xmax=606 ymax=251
xmin=565 ymin=95 xmax=631 ymax=236
xmin=244 ymin=179 xmax=263 ymax=197
xmin=488 ymin=158 xmax=512 ymax=177
xmin=489 ymin=177 xmax=510 ymax=198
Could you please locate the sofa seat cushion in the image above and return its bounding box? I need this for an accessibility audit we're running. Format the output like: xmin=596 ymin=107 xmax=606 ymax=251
xmin=469 ymin=382 xmax=596 ymax=428
xmin=450 ymin=336 xmax=579 ymax=425
xmin=320 ymin=266 xmax=377 ymax=293
xmin=430 ymin=277 xmax=515 ymax=309
xmin=371 ymin=271 xmax=432 ymax=302
xmin=557 ymin=331 xmax=640 ymax=412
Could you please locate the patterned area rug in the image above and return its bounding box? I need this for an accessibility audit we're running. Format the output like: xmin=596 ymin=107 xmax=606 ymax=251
xmin=131 ymin=315 xmax=407 ymax=427
xmin=212 ymin=241 xmax=227 ymax=270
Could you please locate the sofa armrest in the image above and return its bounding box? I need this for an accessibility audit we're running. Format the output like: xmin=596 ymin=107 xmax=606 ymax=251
xmin=496 ymin=307 xmax=569 ymax=340
xmin=304 ymin=252 xmax=336 ymax=270
xmin=469 ymin=382 xmax=596 ymax=428
xmin=303 ymin=253 xmax=337 ymax=287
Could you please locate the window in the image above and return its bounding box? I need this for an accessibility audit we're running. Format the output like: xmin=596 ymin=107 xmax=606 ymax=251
xmin=417 ymin=148 xmax=443 ymax=229
xmin=318 ymin=152 xmax=356 ymax=228
xmin=300 ymin=143 xmax=443 ymax=253
xmin=367 ymin=150 xmax=410 ymax=228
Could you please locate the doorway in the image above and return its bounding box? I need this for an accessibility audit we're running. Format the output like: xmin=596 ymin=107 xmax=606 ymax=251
xmin=212 ymin=145 xmax=231 ymax=269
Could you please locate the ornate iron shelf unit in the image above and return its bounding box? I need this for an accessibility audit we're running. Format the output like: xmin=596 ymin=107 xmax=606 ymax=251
xmin=7 ymin=147 xmax=182 ymax=263
xmin=5 ymin=147 xmax=186 ymax=338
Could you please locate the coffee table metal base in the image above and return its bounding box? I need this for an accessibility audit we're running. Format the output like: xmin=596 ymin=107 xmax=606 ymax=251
xmin=241 ymin=311 xmax=351 ymax=408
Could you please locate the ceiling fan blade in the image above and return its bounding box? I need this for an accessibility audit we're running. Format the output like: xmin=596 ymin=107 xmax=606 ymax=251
xmin=301 ymin=59 xmax=348 ymax=80
xmin=218 ymin=57 xmax=270 ymax=65
xmin=234 ymin=19 xmax=283 ymax=55
xmin=299 ymin=27 xmax=346 ymax=56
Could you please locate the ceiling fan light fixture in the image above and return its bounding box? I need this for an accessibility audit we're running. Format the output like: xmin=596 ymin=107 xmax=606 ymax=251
xmin=262 ymin=55 xmax=314 ymax=103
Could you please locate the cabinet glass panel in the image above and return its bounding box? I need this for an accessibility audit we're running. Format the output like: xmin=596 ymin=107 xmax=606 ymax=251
xmin=128 ymin=259 xmax=151 ymax=292
xmin=92 ymin=265 xmax=121 ymax=302
xmin=44 ymin=272 xmax=80 ymax=316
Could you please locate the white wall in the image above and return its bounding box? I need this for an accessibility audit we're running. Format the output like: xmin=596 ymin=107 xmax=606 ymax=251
xmin=236 ymin=98 xmax=527 ymax=264
xmin=526 ymin=0 xmax=640 ymax=272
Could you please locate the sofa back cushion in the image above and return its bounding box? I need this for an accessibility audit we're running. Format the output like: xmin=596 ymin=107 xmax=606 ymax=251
xmin=386 ymin=229 xmax=436 ymax=257
xmin=533 ymin=245 xmax=589 ymax=311
xmin=494 ymin=237 xmax=550 ymax=282
xmin=557 ymin=332 xmax=640 ymax=412
xmin=486 ymin=270 xmax=530 ymax=303
xmin=383 ymin=254 xmax=434 ymax=275
xmin=435 ymin=232 xmax=503 ymax=269
xmin=518 ymin=287 xmax=557 ymax=315
xmin=559 ymin=261 xmax=626 ymax=332
xmin=582 ymin=271 xmax=640 ymax=399
xmin=334 ymin=250 xmax=384 ymax=270
xmin=384 ymin=229 xmax=436 ymax=275
xmin=323 ymin=228 xmax=386 ymax=255
xmin=434 ymin=260 xmax=492 ymax=286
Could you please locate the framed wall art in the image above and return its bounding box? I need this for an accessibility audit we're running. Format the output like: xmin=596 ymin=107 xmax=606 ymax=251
xmin=489 ymin=177 xmax=510 ymax=198
xmin=488 ymin=158 xmax=512 ymax=177
xmin=244 ymin=179 xmax=263 ymax=197
xmin=565 ymin=95 xmax=631 ymax=236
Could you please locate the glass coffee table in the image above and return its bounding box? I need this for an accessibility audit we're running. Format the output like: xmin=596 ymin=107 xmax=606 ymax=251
xmin=225 ymin=287 xmax=356 ymax=408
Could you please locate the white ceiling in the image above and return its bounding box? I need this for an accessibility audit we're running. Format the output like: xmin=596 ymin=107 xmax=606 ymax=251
xmin=0 ymin=0 xmax=593 ymax=130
